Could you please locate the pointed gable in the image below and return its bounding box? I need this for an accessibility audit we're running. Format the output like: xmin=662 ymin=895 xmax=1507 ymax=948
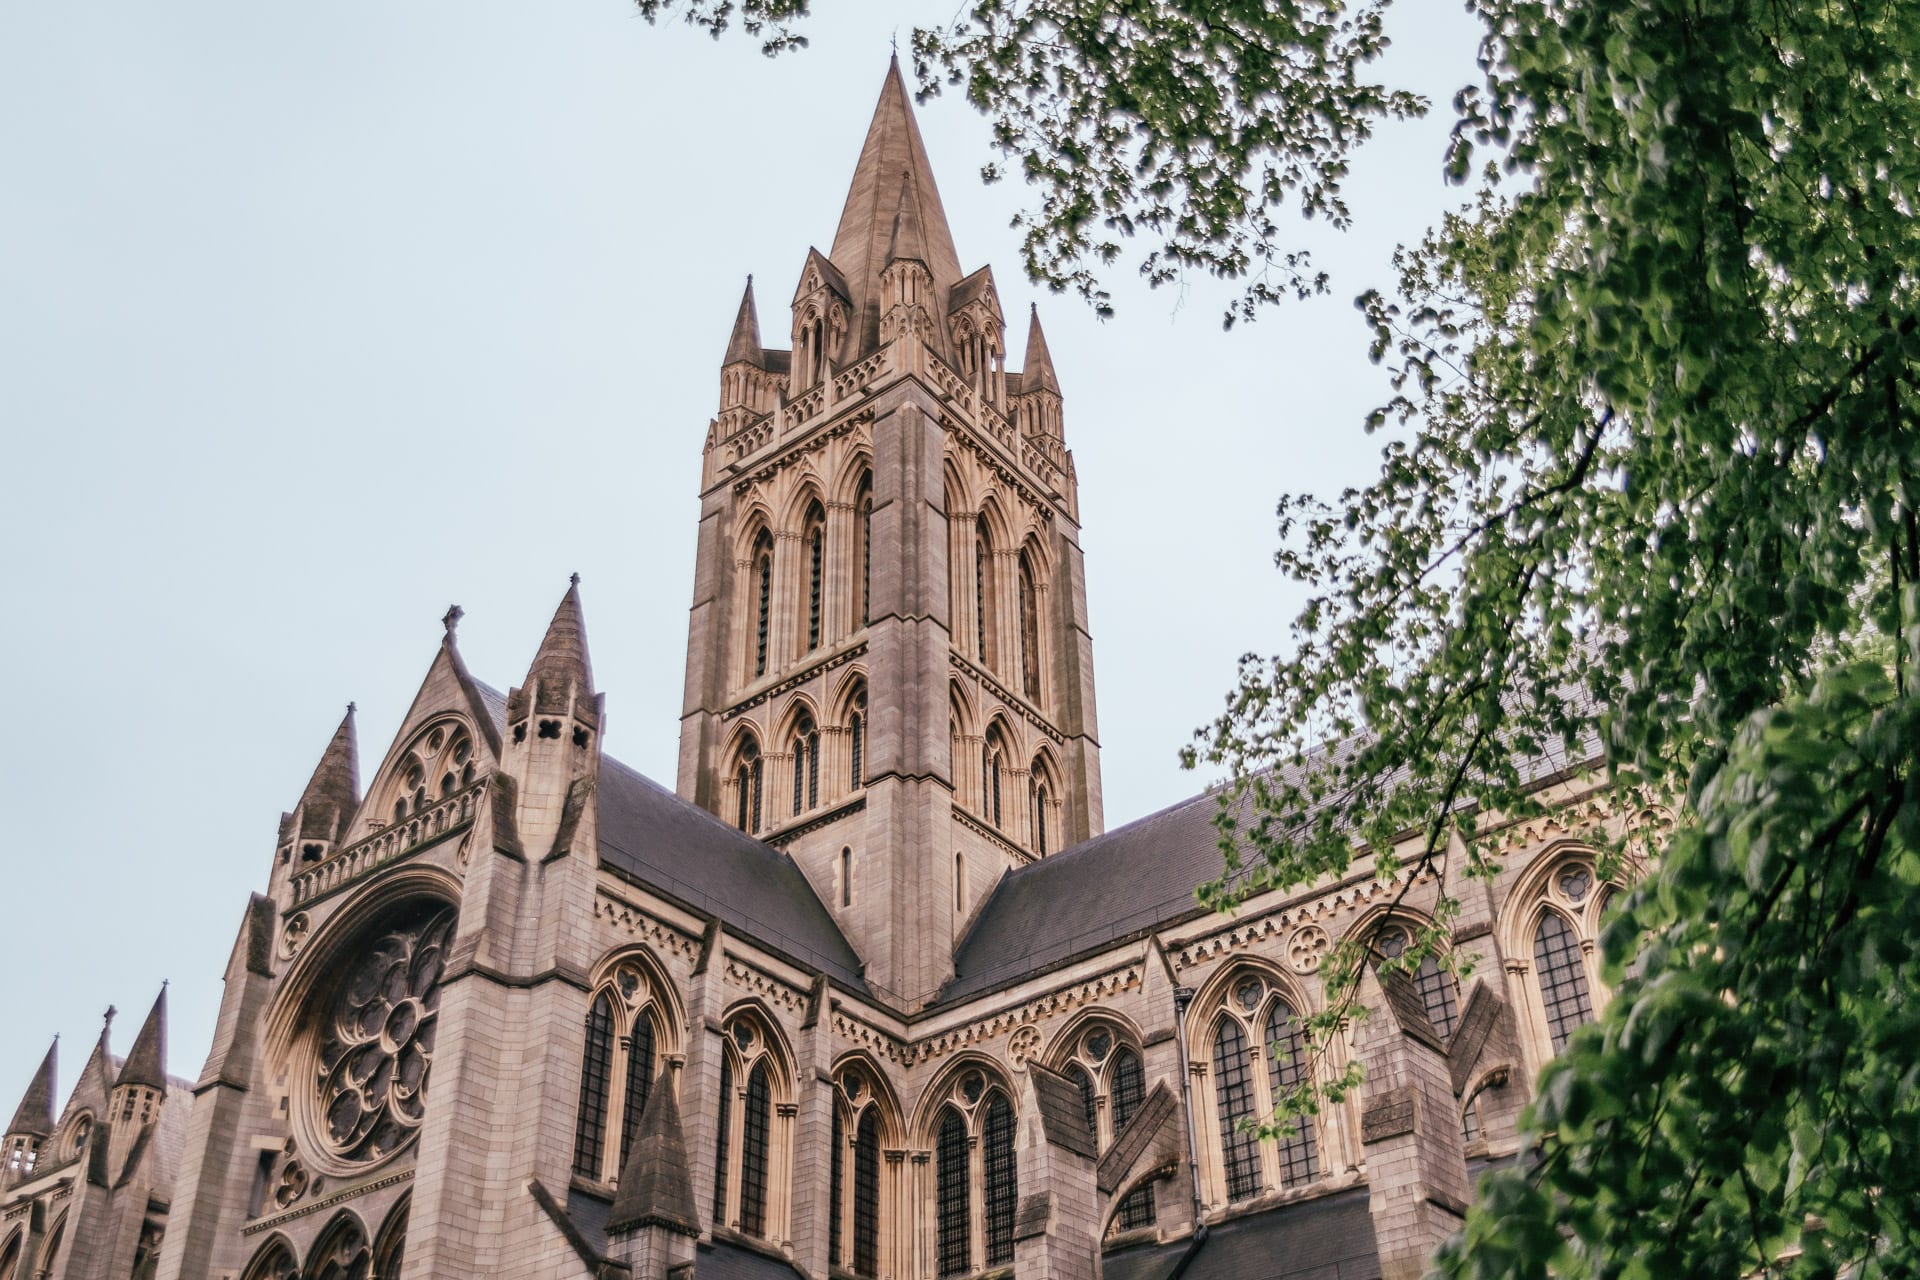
xmin=829 ymin=58 xmax=965 ymax=352
xmin=6 ymin=1041 xmax=57 ymax=1139
xmin=608 ymin=1067 xmax=699 ymax=1236
xmin=883 ymin=170 xmax=930 ymax=269
xmin=117 ymin=988 xmax=168 ymax=1092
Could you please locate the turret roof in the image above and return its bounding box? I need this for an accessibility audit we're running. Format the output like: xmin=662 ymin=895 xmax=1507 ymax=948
xmin=724 ymin=277 xmax=765 ymax=368
xmin=6 ymin=1040 xmax=56 ymax=1139
xmin=294 ymin=704 xmax=359 ymax=842
xmin=1021 ymin=304 xmax=1062 ymax=396
xmin=608 ymin=1067 xmax=699 ymax=1236
xmin=116 ymin=987 xmax=167 ymax=1092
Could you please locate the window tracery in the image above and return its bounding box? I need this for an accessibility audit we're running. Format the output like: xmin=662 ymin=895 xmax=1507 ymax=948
xmin=1372 ymin=922 xmax=1460 ymax=1039
xmin=931 ymin=1068 xmax=1018 ymax=1276
xmin=0 ymin=1232 xmax=20 ymax=1280
xmin=306 ymin=1213 xmax=370 ymax=1280
xmin=730 ymin=738 xmax=764 ymax=834
xmin=372 ymin=1196 xmax=410 ymax=1280
xmin=981 ymin=727 xmax=1008 ymax=830
xmin=848 ymin=688 xmax=867 ymax=790
xmin=239 ymin=1239 xmax=297 ymax=1280
xmin=1195 ymin=971 xmax=1322 ymax=1205
xmin=306 ymin=901 xmax=455 ymax=1170
xmin=791 ymin=714 xmax=820 ymax=817
xmin=1056 ymin=1022 xmax=1158 ymax=1233
xmin=711 ymin=1010 xmax=791 ymax=1242
xmin=804 ymin=501 xmax=827 ymax=652
xmin=751 ymin=530 xmax=775 ymax=680
xmin=572 ymin=957 xmax=667 ymax=1183
xmin=1502 ymin=851 xmax=1619 ymax=1064
xmin=1017 ymin=550 xmax=1041 ymax=702
xmin=828 ymin=1064 xmax=887 ymax=1278
xmin=381 ymin=720 xmax=474 ymax=827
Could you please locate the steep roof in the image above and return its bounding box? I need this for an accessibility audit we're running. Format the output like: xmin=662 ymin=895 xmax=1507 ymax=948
xmin=116 ymin=988 xmax=168 ymax=1092
xmin=724 ymin=277 xmax=765 ymax=368
xmin=829 ymin=58 xmax=965 ymax=352
xmin=294 ymin=704 xmax=360 ymax=843
xmin=1103 ymin=1186 xmax=1381 ymax=1280
xmin=1021 ymin=304 xmax=1062 ymax=396
xmin=510 ymin=577 xmax=597 ymax=723
xmin=595 ymin=757 xmax=867 ymax=992
xmin=608 ymin=1067 xmax=698 ymax=1236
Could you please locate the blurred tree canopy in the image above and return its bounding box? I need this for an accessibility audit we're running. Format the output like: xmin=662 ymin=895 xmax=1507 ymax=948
xmin=641 ymin=1 xmax=1920 ymax=1273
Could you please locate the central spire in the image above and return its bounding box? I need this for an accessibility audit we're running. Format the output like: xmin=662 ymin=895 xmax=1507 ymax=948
xmin=829 ymin=59 xmax=965 ymax=353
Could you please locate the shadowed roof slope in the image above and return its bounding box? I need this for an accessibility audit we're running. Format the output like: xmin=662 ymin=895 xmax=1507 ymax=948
xmin=1103 ymin=1185 xmax=1381 ymax=1280
xmin=595 ymin=757 xmax=868 ymax=993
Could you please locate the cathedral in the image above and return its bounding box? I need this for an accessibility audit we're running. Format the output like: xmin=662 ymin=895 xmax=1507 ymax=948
xmin=0 ymin=61 xmax=1647 ymax=1280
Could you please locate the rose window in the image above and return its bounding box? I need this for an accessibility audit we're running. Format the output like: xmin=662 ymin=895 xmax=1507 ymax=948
xmin=312 ymin=903 xmax=455 ymax=1165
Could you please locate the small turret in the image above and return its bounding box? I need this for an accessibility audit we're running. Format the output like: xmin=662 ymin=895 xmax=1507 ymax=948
xmin=106 ymin=988 xmax=168 ymax=1174
xmin=277 ymin=704 xmax=360 ymax=874
xmin=504 ymin=578 xmax=605 ymax=858
xmin=879 ymin=172 xmax=936 ymax=347
xmin=948 ymin=266 xmax=1007 ymax=405
xmin=1014 ymin=304 xmax=1066 ymax=444
xmin=2 ymin=1039 xmax=56 ymax=1184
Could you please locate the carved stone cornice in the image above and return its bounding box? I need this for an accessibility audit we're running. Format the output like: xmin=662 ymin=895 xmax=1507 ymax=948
xmin=241 ymin=1169 xmax=413 ymax=1235
xmin=593 ymin=892 xmax=703 ymax=966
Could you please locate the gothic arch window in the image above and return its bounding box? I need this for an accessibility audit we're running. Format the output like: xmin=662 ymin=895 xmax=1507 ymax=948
xmin=35 ymin=1216 xmax=64 ymax=1279
xmin=712 ymin=1009 xmax=793 ymax=1242
xmin=381 ymin=719 xmax=475 ymax=827
xmin=954 ymin=853 xmax=966 ymax=915
xmin=1017 ymin=549 xmax=1042 ymax=702
xmin=1372 ymin=921 xmax=1460 ymax=1039
xmin=1501 ymin=851 xmax=1621 ymax=1066
xmin=1029 ymin=752 xmax=1061 ymax=857
xmin=306 ymin=1212 xmax=370 ymax=1280
xmin=729 ymin=737 xmax=764 ymax=834
xmin=790 ymin=713 xmax=820 ymax=816
xmin=1194 ymin=970 xmax=1323 ymax=1205
xmin=372 ymin=1195 xmax=410 ymax=1280
xmin=840 ymin=847 xmax=854 ymax=908
xmin=0 ymin=1232 xmax=20 ymax=1280
xmin=239 ymin=1239 xmax=297 ymax=1280
xmin=828 ymin=1062 xmax=895 ymax=1279
xmin=981 ymin=725 xmax=1009 ymax=829
xmin=857 ymin=474 xmax=874 ymax=627
xmin=804 ymin=501 xmax=827 ymax=652
xmin=1056 ymin=1021 xmax=1158 ymax=1233
xmin=572 ymin=956 xmax=670 ymax=1183
xmin=751 ymin=530 xmax=776 ymax=679
xmin=2 ymin=1134 xmax=36 ymax=1182
xmin=930 ymin=1068 xmax=1018 ymax=1276
xmin=974 ymin=517 xmax=996 ymax=667
xmin=848 ymin=688 xmax=867 ymax=790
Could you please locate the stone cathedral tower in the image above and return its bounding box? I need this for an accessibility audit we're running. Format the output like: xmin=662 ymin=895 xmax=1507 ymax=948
xmin=676 ymin=60 xmax=1103 ymax=1005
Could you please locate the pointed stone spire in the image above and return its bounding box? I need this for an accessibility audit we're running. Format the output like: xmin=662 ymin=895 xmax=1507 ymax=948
xmin=830 ymin=57 xmax=965 ymax=352
xmin=510 ymin=577 xmax=599 ymax=727
xmin=724 ymin=276 xmax=765 ymax=368
xmin=6 ymin=1040 xmax=56 ymax=1139
xmin=1023 ymin=304 xmax=1062 ymax=396
xmin=116 ymin=987 xmax=168 ymax=1092
xmin=608 ymin=1069 xmax=699 ymax=1236
xmin=884 ymin=171 xmax=929 ymax=268
xmin=294 ymin=704 xmax=360 ymax=844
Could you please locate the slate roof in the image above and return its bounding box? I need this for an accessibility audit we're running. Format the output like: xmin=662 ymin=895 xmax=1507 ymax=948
xmin=945 ymin=714 xmax=1602 ymax=1004
xmin=1102 ymin=1187 xmax=1381 ymax=1280
xmin=692 ymin=1239 xmax=809 ymax=1280
xmin=472 ymin=679 xmax=867 ymax=993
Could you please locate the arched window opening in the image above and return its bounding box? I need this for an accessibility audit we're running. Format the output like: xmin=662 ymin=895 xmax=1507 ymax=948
xmin=853 ymin=1108 xmax=881 ymax=1277
xmin=573 ymin=993 xmax=614 ymax=1178
xmin=954 ymin=854 xmax=966 ymax=914
xmin=1018 ymin=551 xmax=1041 ymax=701
xmin=858 ymin=477 xmax=874 ymax=627
xmin=733 ymin=739 xmax=763 ymax=834
xmin=1264 ymin=1002 xmax=1319 ymax=1186
xmin=806 ymin=502 xmax=827 ymax=652
xmin=711 ymin=1054 xmax=733 ymax=1225
xmin=1065 ymin=1062 xmax=1098 ymax=1134
xmin=1534 ymin=910 xmax=1594 ymax=1050
xmin=974 ymin=517 xmax=996 ymax=666
xmin=829 ymin=1106 xmax=845 ymax=1269
xmin=752 ymin=530 xmax=775 ymax=679
xmin=982 ymin=727 xmax=1008 ymax=829
xmin=849 ymin=689 xmax=867 ymax=788
xmin=983 ymin=1095 xmax=1017 ymax=1266
xmin=620 ymin=1014 xmax=657 ymax=1168
xmin=830 ymin=1065 xmax=887 ymax=1279
xmin=1375 ymin=924 xmax=1460 ymax=1039
xmin=372 ymin=1197 xmax=410 ymax=1280
xmin=936 ymin=1109 xmax=970 ymax=1277
xmin=791 ymin=715 xmax=819 ymax=816
xmin=1056 ymin=1023 xmax=1158 ymax=1235
xmin=738 ymin=1061 xmax=773 ymax=1237
xmin=306 ymin=1215 xmax=369 ymax=1280
xmin=239 ymin=1240 xmax=296 ymax=1280
xmin=1212 ymin=1016 xmax=1261 ymax=1202
xmin=1461 ymin=1097 xmax=1482 ymax=1145
xmin=0 ymin=1234 xmax=21 ymax=1280
xmin=841 ymin=847 xmax=854 ymax=908
xmin=1110 ymin=1047 xmax=1154 ymax=1228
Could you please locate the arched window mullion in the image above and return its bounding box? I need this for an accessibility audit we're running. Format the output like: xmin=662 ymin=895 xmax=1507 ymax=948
xmin=1263 ymin=1001 xmax=1319 ymax=1187
xmin=1211 ymin=1016 xmax=1261 ymax=1203
xmin=573 ymin=993 xmax=615 ymax=1178
xmin=935 ymin=1109 xmax=970 ymax=1278
xmin=853 ymin=1109 xmax=880 ymax=1277
xmin=711 ymin=1054 xmax=734 ymax=1227
xmin=618 ymin=1012 xmax=656 ymax=1175
xmin=983 ymin=1095 xmax=1017 ymax=1266
xmin=1534 ymin=909 xmax=1595 ymax=1050
xmin=738 ymin=1061 xmax=773 ymax=1237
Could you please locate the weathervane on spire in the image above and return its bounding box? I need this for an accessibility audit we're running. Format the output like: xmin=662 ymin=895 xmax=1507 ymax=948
xmin=443 ymin=605 xmax=464 ymax=637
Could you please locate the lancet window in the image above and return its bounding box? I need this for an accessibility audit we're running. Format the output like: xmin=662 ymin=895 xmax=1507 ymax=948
xmin=982 ymin=727 xmax=1008 ymax=829
xmin=805 ymin=501 xmax=827 ymax=652
xmin=571 ymin=957 xmax=668 ymax=1183
xmin=1504 ymin=853 xmax=1619 ymax=1064
xmin=731 ymin=738 xmax=764 ymax=834
xmin=1018 ymin=550 xmax=1041 ymax=702
xmin=932 ymin=1069 xmax=1018 ymax=1277
xmin=711 ymin=1010 xmax=791 ymax=1242
xmin=0 ymin=1233 xmax=20 ymax=1280
xmin=848 ymin=689 xmax=867 ymax=789
xmin=383 ymin=719 xmax=475 ymax=826
xmin=828 ymin=1064 xmax=888 ymax=1278
xmin=1197 ymin=971 xmax=1322 ymax=1205
xmin=974 ymin=517 xmax=996 ymax=667
xmin=239 ymin=1240 xmax=296 ymax=1280
xmin=1029 ymin=752 xmax=1059 ymax=857
xmin=791 ymin=714 xmax=820 ymax=817
xmin=857 ymin=475 xmax=874 ymax=627
xmin=751 ymin=530 xmax=775 ymax=679
xmin=1059 ymin=1023 xmax=1157 ymax=1233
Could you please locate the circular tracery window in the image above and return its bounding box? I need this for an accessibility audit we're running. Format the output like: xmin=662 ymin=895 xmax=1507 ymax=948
xmin=309 ymin=902 xmax=456 ymax=1167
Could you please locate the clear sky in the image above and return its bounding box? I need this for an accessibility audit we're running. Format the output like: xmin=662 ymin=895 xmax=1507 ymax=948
xmin=0 ymin=3 xmax=1480 ymax=1102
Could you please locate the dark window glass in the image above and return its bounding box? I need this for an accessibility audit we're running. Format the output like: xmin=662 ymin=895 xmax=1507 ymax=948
xmin=619 ymin=1014 xmax=656 ymax=1172
xmin=754 ymin=535 xmax=774 ymax=678
xmin=841 ymin=847 xmax=853 ymax=908
xmin=853 ymin=1109 xmax=881 ymax=1277
xmin=850 ymin=710 xmax=864 ymax=787
xmin=1413 ymin=952 xmax=1460 ymax=1040
xmin=1212 ymin=1016 xmax=1261 ymax=1202
xmin=829 ymin=1107 xmax=844 ymax=1268
xmin=808 ymin=731 xmax=820 ymax=808
xmin=738 ymin=1062 xmax=772 ymax=1237
xmin=573 ymin=994 xmax=614 ymax=1177
xmin=936 ymin=1109 xmax=970 ymax=1277
xmin=750 ymin=758 xmax=762 ymax=833
xmin=808 ymin=521 xmax=824 ymax=650
xmin=1264 ymin=1002 xmax=1319 ymax=1186
xmin=860 ymin=492 xmax=873 ymax=626
xmin=793 ymin=738 xmax=806 ymax=816
xmin=1019 ymin=557 xmax=1040 ymax=700
xmin=1034 ymin=783 xmax=1048 ymax=856
xmin=984 ymin=1096 xmax=1017 ymax=1266
xmin=1110 ymin=1048 xmax=1145 ymax=1132
xmin=1462 ymin=1097 xmax=1481 ymax=1144
xmin=975 ymin=535 xmax=989 ymax=661
xmin=1534 ymin=911 xmax=1594 ymax=1050
xmin=711 ymin=1055 xmax=733 ymax=1226
xmin=1065 ymin=1063 xmax=1097 ymax=1135
xmin=1116 ymin=1182 xmax=1156 ymax=1232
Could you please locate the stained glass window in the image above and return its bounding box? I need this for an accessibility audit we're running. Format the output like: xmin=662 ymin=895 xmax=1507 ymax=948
xmin=572 ymin=994 xmax=614 ymax=1177
xmin=738 ymin=1062 xmax=772 ymax=1237
xmin=936 ymin=1109 xmax=970 ymax=1277
xmin=1212 ymin=1016 xmax=1261 ymax=1202
xmin=1534 ymin=910 xmax=1594 ymax=1050
xmin=983 ymin=1096 xmax=1017 ymax=1266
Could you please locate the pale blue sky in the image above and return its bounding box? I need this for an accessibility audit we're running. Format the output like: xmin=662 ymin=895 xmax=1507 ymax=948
xmin=0 ymin=3 xmax=1479 ymax=1099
